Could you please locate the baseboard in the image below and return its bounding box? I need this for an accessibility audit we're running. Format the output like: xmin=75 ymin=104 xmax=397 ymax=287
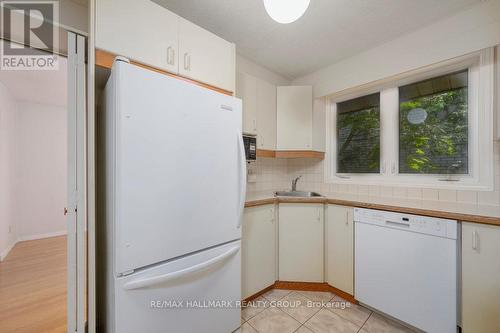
xmin=244 ymin=281 xmax=358 ymax=304
xmin=0 ymin=230 xmax=67 ymax=262
xmin=17 ymin=230 xmax=67 ymax=242
xmin=0 ymin=240 xmax=17 ymax=262
xmin=326 ymin=285 xmax=358 ymax=304
xmin=243 ymin=284 xmax=275 ymax=302
xmin=274 ymin=281 xmax=331 ymax=292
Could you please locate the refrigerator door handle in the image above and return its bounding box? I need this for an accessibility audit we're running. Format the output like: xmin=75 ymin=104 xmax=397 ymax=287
xmin=123 ymin=245 xmax=240 ymax=290
xmin=237 ymin=130 xmax=247 ymax=228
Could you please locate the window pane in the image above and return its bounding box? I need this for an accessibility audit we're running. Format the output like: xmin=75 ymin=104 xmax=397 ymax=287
xmin=337 ymin=93 xmax=380 ymax=173
xmin=399 ymin=70 xmax=468 ymax=174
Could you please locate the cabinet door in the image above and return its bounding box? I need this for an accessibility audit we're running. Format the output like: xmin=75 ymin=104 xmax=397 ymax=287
xmin=462 ymin=222 xmax=500 ymax=333
xmin=178 ymin=18 xmax=235 ymax=92
xmin=236 ymin=72 xmax=257 ymax=135
xmin=256 ymin=79 xmax=277 ymax=150
xmin=279 ymin=204 xmax=324 ymax=282
xmin=96 ymin=0 xmax=179 ymax=74
xmin=242 ymin=205 xmax=277 ymax=299
xmin=277 ymin=86 xmax=313 ymax=150
xmin=326 ymin=205 xmax=354 ymax=295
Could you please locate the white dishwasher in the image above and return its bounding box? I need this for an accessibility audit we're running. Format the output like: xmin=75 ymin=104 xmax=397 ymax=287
xmin=354 ymin=208 xmax=458 ymax=333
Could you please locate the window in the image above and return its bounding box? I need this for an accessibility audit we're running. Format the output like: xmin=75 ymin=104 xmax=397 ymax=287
xmin=337 ymin=93 xmax=380 ymax=173
xmin=399 ymin=70 xmax=468 ymax=175
xmin=326 ymin=48 xmax=494 ymax=190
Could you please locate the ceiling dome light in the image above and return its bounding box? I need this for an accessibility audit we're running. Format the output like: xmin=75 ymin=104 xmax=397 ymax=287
xmin=263 ymin=0 xmax=310 ymax=24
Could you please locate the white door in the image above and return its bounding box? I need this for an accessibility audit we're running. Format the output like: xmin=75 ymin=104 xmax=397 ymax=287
xmin=277 ymin=86 xmax=313 ymax=150
xmin=96 ymin=0 xmax=179 ymax=74
xmin=67 ymin=31 xmax=87 ymax=333
xmin=278 ymin=204 xmax=324 ymax=282
xmin=236 ymin=72 xmax=257 ymax=135
xmin=256 ymin=78 xmax=277 ymax=150
xmin=462 ymin=222 xmax=500 ymax=332
xmin=242 ymin=205 xmax=276 ymax=298
xmin=178 ymin=17 xmax=235 ymax=92
xmin=326 ymin=205 xmax=354 ymax=295
xmin=111 ymin=62 xmax=244 ymax=274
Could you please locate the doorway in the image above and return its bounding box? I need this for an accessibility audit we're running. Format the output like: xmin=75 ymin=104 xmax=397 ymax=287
xmin=0 ymin=31 xmax=87 ymax=332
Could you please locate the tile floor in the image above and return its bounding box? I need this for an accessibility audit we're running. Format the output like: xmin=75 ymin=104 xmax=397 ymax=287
xmin=236 ymin=289 xmax=416 ymax=333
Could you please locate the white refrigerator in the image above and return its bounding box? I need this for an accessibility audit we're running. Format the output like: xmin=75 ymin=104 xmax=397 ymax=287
xmin=101 ymin=60 xmax=245 ymax=333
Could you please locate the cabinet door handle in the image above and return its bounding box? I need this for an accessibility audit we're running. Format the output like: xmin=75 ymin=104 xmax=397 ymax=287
xmin=184 ymin=53 xmax=190 ymax=70
xmin=167 ymin=46 xmax=176 ymax=65
xmin=317 ymin=209 xmax=321 ymax=221
xmin=472 ymin=230 xmax=478 ymax=250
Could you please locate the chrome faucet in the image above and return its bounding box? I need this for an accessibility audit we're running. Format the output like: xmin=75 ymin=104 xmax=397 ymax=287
xmin=291 ymin=175 xmax=302 ymax=192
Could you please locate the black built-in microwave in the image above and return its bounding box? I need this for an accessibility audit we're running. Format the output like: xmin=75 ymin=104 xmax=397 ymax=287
xmin=243 ymin=135 xmax=256 ymax=161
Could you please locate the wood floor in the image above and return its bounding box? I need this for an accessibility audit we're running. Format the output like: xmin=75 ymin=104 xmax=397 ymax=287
xmin=0 ymin=236 xmax=67 ymax=333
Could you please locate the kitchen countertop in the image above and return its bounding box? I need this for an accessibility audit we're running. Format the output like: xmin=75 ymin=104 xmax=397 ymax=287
xmin=245 ymin=191 xmax=500 ymax=226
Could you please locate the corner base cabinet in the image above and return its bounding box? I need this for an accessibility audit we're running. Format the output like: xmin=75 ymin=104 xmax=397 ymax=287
xmin=326 ymin=205 xmax=354 ymax=295
xmin=242 ymin=205 xmax=276 ymax=299
xmin=461 ymin=222 xmax=500 ymax=333
xmin=278 ymin=203 xmax=324 ymax=282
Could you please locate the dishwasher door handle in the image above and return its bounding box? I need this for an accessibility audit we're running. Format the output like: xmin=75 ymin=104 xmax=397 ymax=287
xmin=385 ymin=220 xmax=410 ymax=228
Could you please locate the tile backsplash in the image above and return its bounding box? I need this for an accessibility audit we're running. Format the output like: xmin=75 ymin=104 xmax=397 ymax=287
xmin=246 ymin=141 xmax=500 ymax=206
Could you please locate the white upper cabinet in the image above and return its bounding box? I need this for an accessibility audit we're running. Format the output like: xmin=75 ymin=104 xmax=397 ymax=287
xmin=462 ymin=222 xmax=500 ymax=333
xmin=242 ymin=205 xmax=277 ymax=299
xmin=178 ymin=18 xmax=235 ymax=92
xmin=326 ymin=205 xmax=354 ymax=295
xmin=96 ymin=0 xmax=179 ymax=74
xmin=96 ymin=0 xmax=235 ymax=92
xmin=236 ymin=72 xmax=257 ymax=135
xmin=277 ymin=86 xmax=313 ymax=150
xmin=236 ymin=73 xmax=277 ymax=144
xmin=256 ymin=78 xmax=277 ymax=150
xmin=279 ymin=203 xmax=324 ymax=282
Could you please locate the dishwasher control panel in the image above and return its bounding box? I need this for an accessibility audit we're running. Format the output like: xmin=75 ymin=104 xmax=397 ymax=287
xmin=354 ymin=208 xmax=457 ymax=239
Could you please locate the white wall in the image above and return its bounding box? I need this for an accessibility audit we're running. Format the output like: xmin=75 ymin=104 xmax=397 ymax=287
xmin=0 ymin=94 xmax=67 ymax=260
xmin=236 ymin=54 xmax=290 ymax=86
xmin=0 ymin=83 xmax=18 ymax=260
xmin=60 ymin=0 xmax=89 ymax=34
xmin=292 ymin=0 xmax=500 ymax=97
xmin=13 ymin=102 xmax=67 ymax=241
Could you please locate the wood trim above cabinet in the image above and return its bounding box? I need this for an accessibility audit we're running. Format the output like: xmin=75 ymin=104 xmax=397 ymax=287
xmin=95 ymin=49 xmax=233 ymax=96
xmin=275 ymin=150 xmax=325 ymax=159
xmin=256 ymin=149 xmax=276 ymax=158
xmin=255 ymin=149 xmax=325 ymax=159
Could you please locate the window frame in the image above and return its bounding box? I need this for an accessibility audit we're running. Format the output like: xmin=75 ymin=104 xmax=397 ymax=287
xmin=336 ymin=92 xmax=381 ymax=174
xmin=325 ymin=48 xmax=494 ymax=190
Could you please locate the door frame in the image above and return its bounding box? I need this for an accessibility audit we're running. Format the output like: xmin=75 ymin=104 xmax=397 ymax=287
xmin=67 ymin=31 xmax=87 ymax=333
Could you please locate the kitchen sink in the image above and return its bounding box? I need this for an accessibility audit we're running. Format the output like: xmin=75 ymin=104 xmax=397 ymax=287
xmin=274 ymin=191 xmax=323 ymax=197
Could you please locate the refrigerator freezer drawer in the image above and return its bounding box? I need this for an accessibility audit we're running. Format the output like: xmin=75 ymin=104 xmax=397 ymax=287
xmin=112 ymin=240 xmax=241 ymax=333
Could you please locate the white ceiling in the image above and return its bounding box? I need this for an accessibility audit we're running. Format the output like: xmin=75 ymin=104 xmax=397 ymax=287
xmin=154 ymin=0 xmax=481 ymax=79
